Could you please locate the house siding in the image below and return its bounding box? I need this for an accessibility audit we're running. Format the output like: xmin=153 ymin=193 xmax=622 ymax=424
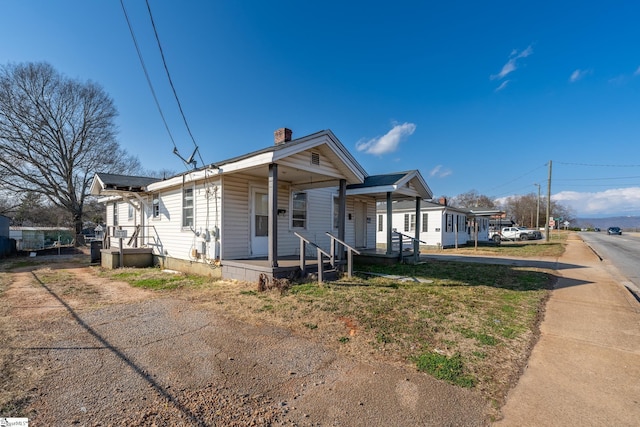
xmin=376 ymin=207 xmax=471 ymax=248
xmin=221 ymin=174 xmax=252 ymax=259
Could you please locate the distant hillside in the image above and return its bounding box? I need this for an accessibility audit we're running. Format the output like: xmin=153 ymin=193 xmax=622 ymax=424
xmin=575 ymin=216 xmax=640 ymax=231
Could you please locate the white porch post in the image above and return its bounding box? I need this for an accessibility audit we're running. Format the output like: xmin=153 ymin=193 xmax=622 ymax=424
xmin=414 ymin=196 xmax=421 ymax=263
xmin=337 ymin=179 xmax=346 ymax=261
xmin=268 ymin=163 xmax=278 ymax=267
xmin=386 ymin=192 xmax=393 ymax=254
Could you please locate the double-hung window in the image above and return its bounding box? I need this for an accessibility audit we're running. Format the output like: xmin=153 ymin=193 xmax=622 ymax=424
xmin=292 ymin=192 xmax=307 ymax=228
xmin=113 ymin=203 xmax=118 ymax=226
xmin=152 ymin=193 xmax=160 ymax=219
xmin=404 ymin=213 xmax=416 ymax=232
xmin=182 ymin=187 xmax=194 ymax=228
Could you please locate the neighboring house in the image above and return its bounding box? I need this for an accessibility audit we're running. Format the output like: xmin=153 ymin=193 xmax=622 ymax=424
xmin=9 ymin=227 xmax=74 ymax=250
xmin=376 ymin=198 xmax=498 ymax=249
xmin=91 ymin=128 xmax=433 ymax=281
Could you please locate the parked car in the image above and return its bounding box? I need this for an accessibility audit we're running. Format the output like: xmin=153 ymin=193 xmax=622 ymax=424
xmin=488 ymin=226 xmax=542 ymax=242
xmin=607 ymin=227 xmax=622 ymax=235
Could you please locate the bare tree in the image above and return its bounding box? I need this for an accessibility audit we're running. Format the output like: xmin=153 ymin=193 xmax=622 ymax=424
xmin=450 ymin=190 xmax=497 ymax=209
xmin=0 ymin=62 xmax=140 ymax=244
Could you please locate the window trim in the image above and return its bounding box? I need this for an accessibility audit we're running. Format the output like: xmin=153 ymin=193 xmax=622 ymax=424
xmin=182 ymin=187 xmax=194 ymax=228
xmin=291 ymin=191 xmax=307 ymax=229
xmin=113 ymin=202 xmax=118 ymax=226
xmin=152 ymin=193 xmax=160 ymax=220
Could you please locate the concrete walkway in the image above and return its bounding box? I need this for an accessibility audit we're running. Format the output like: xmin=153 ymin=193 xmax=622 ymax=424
xmin=495 ymin=234 xmax=640 ymax=426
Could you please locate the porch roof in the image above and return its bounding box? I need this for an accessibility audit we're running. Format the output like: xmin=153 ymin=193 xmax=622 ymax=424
xmin=90 ymin=173 xmax=162 ymax=196
xmin=346 ymin=170 xmax=432 ymax=200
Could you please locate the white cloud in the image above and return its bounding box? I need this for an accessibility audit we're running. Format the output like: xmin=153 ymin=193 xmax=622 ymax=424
xmin=495 ymin=80 xmax=510 ymax=92
xmin=356 ymin=122 xmax=416 ymax=155
xmin=569 ymin=68 xmax=590 ymax=83
xmin=491 ymin=45 xmax=533 ymax=81
xmin=552 ymin=187 xmax=640 ymax=216
xmin=429 ymin=165 xmax=452 ymax=178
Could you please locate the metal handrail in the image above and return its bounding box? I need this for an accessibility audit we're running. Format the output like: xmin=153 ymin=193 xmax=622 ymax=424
xmin=294 ymin=232 xmax=332 ymax=284
xmin=392 ymin=231 xmax=426 ymax=263
xmin=326 ymin=232 xmax=360 ymax=278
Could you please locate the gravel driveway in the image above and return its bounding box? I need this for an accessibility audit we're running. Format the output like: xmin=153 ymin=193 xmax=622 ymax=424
xmin=2 ymin=256 xmax=490 ymax=426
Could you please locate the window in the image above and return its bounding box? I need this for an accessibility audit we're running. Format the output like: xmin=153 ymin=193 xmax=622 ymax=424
xmin=292 ymin=192 xmax=307 ymax=228
xmin=333 ymin=196 xmax=340 ymax=229
xmin=113 ymin=203 xmax=118 ymax=226
xmin=128 ymin=204 xmax=134 ymax=220
xmin=378 ymin=214 xmax=384 ymax=232
xmin=404 ymin=213 xmax=416 ymax=232
xmin=152 ymin=193 xmax=160 ymax=219
xmin=422 ymin=213 xmax=428 ymax=232
xmin=182 ymin=187 xmax=194 ymax=228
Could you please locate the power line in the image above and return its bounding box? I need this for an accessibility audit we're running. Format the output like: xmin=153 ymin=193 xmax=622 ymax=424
xmin=119 ymin=0 xmax=178 ymax=152
xmin=144 ymin=0 xmax=205 ymax=168
xmin=483 ymin=163 xmax=547 ymax=195
xmin=555 ymin=175 xmax=640 ymax=182
xmin=556 ymin=162 xmax=640 ymax=167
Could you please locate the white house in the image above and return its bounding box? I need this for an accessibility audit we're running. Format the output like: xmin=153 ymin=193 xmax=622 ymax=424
xmin=375 ymin=199 xmax=495 ymax=249
xmin=91 ymin=128 xmax=433 ymax=281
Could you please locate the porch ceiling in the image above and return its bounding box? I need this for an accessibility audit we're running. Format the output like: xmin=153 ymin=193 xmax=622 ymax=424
xmin=234 ymin=163 xmax=344 ymax=190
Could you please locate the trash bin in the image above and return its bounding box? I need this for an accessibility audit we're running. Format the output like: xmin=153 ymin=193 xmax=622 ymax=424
xmin=90 ymin=240 xmax=103 ymax=263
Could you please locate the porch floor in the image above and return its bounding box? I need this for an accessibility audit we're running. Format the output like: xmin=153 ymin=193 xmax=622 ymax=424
xmin=221 ymin=249 xmax=414 ymax=283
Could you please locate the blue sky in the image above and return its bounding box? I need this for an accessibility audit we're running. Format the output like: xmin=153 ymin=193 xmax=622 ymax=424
xmin=2 ymin=1 xmax=640 ymax=218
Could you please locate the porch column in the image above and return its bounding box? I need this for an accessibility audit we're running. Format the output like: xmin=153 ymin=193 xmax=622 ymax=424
xmin=386 ymin=192 xmax=393 ymax=254
xmin=414 ymin=196 xmax=421 ymax=263
xmin=337 ymin=179 xmax=346 ymax=261
xmin=268 ymin=163 xmax=278 ymax=267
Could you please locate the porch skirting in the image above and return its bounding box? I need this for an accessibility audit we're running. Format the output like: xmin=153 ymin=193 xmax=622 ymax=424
xmin=221 ymin=259 xmax=303 ymax=283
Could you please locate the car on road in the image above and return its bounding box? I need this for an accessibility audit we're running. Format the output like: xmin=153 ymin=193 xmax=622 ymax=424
xmin=607 ymin=226 xmax=622 ymax=235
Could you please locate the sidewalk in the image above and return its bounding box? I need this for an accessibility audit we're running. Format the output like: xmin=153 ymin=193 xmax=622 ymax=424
xmin=495 ymin=234 xmax=640 ymax=426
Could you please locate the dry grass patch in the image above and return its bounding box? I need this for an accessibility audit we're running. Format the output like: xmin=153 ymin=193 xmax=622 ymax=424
xmin=93 ymin=260 xmax=553 ymax=409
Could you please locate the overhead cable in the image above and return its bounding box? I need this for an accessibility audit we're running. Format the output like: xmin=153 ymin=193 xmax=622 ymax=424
xmin=144 ymin=0 xmax=205 ymax=168
xmin=119 ymin=0 xmax=178 ymax=152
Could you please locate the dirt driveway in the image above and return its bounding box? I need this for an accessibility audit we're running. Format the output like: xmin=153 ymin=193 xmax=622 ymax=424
xmin=0 ymin=255 xmax=489 ymax=426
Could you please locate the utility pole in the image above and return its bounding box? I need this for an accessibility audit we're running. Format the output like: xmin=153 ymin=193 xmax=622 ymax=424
xmin=545 ymin=161 xmax=552 ymax=242
xmin=534 ymin=183 xmax=541 ymax=230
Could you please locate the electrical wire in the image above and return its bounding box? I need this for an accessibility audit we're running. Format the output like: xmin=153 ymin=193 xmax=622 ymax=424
xmin=144 ymin=0 xmax=205 ymax=168
xmin=119 ymin=0 xmax=179 ymax=153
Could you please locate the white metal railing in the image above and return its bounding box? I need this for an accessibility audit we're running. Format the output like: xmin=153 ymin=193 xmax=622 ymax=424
xmin=293 ymin=232 xmax=332 ymax=284
xmin=392 ymin=231 xmax=426 ymax=263
xmin=325 ymin=232 xmax=360 ymax=278
xmin=104 ymin=225 xmax=161 ymax=250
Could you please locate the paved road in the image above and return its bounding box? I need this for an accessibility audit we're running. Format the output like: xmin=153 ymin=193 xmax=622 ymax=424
xmin=495 ymin=234 xmax=640 ymax=426
xmin=579 ymin=231 xmax=640 ymax=298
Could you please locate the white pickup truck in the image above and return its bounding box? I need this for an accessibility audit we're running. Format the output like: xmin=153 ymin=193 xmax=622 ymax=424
xmin=488 ymin=227 xmax=542 ymax=243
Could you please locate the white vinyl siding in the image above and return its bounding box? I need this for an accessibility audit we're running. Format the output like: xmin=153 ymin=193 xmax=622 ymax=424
xmin=220 ymin=175 xmax=251 ymax=259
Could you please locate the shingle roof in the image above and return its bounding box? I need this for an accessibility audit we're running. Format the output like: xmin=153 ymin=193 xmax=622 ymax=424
xmin=346 ymin=172 xmax=408 ymax=190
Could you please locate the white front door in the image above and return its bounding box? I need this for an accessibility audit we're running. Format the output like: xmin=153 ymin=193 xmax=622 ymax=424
xmin=355 ymin=201 xmax=367 ymax=248
xmin=251 ymin=189 xmax=269 ymax=257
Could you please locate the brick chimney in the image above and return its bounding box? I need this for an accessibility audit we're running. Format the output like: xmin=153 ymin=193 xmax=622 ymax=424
xmin=439 ymin=197 xmax=447 ymax=206
xmin=274 ymin=128 xmax=292 ymax=145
